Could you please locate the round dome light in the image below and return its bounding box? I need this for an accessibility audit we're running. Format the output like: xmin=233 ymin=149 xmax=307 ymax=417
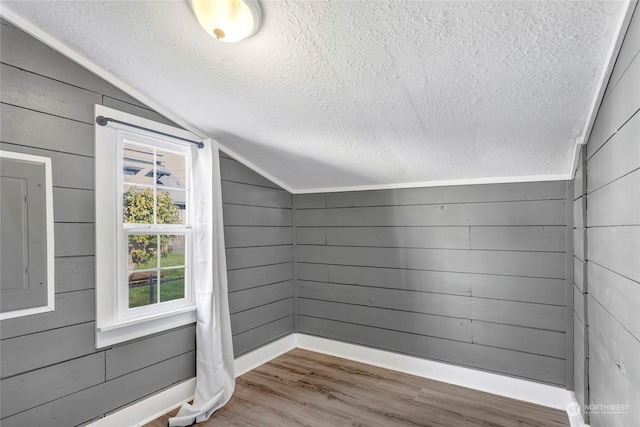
xmin=189 ymin=0 xmax=262 ymax=43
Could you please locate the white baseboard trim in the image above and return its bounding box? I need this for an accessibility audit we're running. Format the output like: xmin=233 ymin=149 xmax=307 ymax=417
xmin=234 ymin=334 xmax=297 ymax=377
xmin=88 ymin=378 xmax=196 ymax=427
xmin=89 ymin=333 xmax=583 ymax=426
xmin=296 ymin=334 xmax=574 ymax=411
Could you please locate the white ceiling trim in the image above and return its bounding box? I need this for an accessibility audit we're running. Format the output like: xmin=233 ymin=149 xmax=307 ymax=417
xmin=0 ymin=3 xmax=631 ymax=194
xmin=288 ymin=173 xmax=573 ymax=195
xmin=577 ymin=0 xmax=636 ymax=149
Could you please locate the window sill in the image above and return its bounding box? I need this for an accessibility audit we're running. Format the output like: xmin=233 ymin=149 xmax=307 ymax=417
xmin=96 ymin=307 xmax=196 ymax=348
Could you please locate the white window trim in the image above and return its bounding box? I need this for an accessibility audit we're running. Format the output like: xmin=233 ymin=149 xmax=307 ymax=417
xmin=94 ymin=105 xmax=201 ymax=348
xmin=0 ymin=151 xmax=55 ymax=320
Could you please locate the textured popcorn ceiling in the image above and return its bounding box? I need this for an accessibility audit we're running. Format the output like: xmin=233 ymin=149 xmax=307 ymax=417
xmin=2 ymin=1 xmax=627 ymax=192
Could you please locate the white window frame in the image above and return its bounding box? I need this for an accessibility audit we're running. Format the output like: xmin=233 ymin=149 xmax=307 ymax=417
xmin=94 ymin=105 xmax=200 ymax=348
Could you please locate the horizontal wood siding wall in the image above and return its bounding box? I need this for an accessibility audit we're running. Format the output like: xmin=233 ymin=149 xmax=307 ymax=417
xmin=0 ymin=21 xmax=194 ymax=427
xmin=583 ymin=5 xmax=640 ymax=427
xmin=221 ymin=154 xmax=294 ymax=356
xmin=294 ymin=181 xmax=570 ymax=386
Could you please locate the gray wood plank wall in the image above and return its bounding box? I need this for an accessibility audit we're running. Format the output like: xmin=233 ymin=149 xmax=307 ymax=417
xmin=0 ymin=21 xmax=293 ymax=426
xmin=580 ymin=4 xmax=640 ymax=426
xmin=221 ymin=154 xmax=294 ymax=356
xmin=0 ymin=21 xmax=193 ymax=426
xmin=294 ymin=181 xmax=572 ymax=386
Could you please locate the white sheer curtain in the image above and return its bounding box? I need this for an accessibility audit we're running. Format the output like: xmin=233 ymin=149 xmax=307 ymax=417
xmin=169 ymin=139 xmax=235 ymax=426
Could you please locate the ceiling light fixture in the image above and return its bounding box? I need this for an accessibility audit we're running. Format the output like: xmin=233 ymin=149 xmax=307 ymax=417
xmin=188 ymin=0 xmax=262 ymax=43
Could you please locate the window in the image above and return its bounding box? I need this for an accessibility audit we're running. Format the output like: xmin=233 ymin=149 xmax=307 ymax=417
xmin=95 ymin=105 xmax=201 ymax=348
xmin=121 ymin=139 xmax=192 ymax=312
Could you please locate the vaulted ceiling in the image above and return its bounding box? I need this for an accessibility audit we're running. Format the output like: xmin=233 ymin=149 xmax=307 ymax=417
xmin=1 ymin=1 xmax=630 ymax=193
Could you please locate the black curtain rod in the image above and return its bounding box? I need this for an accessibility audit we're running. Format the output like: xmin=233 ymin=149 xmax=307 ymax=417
xmin=95 ymin=116 xmax=204 ymax=149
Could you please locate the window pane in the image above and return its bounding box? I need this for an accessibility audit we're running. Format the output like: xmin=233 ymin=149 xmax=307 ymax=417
xmin=128 ymin=271 xmax=159 ymax=308
xmin=128 ymin=234 xmax=157 ymax=270
xmin=160 ymin=235 xmax=185 ymax=267
xmin=123 ymin=144 xmax=154 ymax=186
xmin=160 ymin=268 xmax=185 ymax=302
xmin=123 ymin=186 xmax=155 ymax=224
xmin=155 ymin=150 xmax=186 ymax=225
xmin=156 ymin=190 xmax=185 ymax=224
xmin=155 ymin=150 xmax=186 ymax=190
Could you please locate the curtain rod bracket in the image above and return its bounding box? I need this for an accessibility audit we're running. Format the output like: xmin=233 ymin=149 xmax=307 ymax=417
xmin=95 ymin=116 xmax=204 ymax=149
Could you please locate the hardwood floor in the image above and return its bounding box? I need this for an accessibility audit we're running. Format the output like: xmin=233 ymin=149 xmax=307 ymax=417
xmin=145 ymin=348 xmax=569 ymax=427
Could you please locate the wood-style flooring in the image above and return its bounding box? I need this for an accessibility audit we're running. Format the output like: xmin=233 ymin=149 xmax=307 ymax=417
xmin=145 ymin=348 xmax=569 ymax=427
